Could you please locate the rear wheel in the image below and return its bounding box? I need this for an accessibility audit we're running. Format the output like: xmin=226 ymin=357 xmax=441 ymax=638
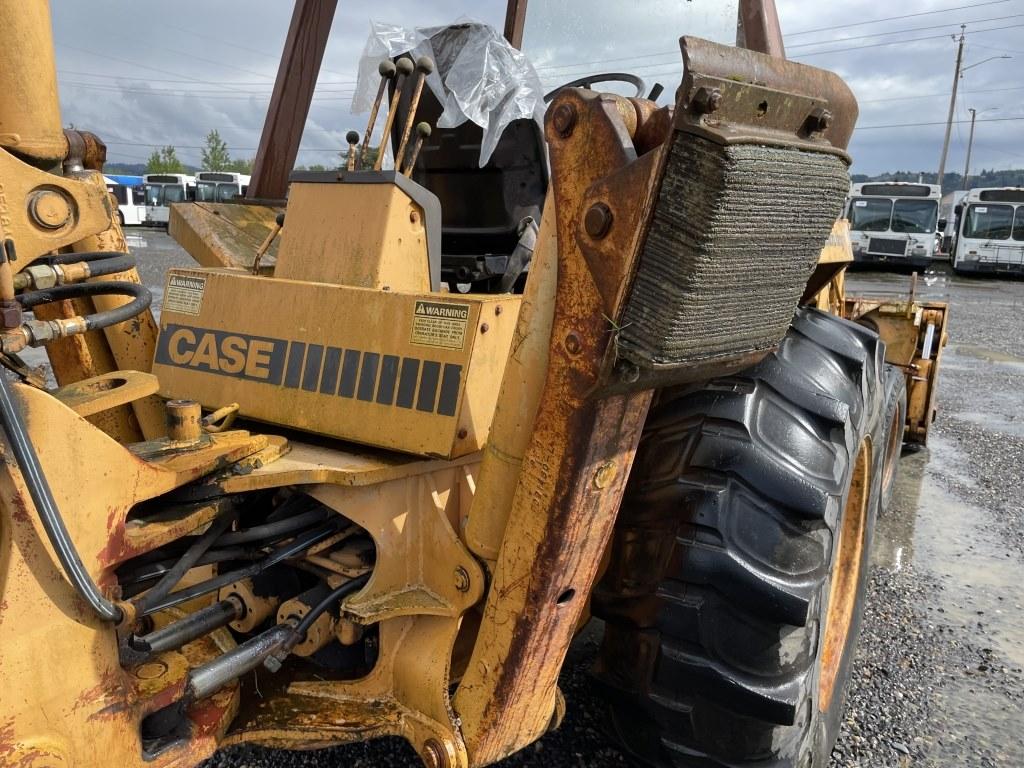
xmin=879 ymin=365 xmax=907 ymax=512
xmin=594 ymin=308 xmax=886 ymax=768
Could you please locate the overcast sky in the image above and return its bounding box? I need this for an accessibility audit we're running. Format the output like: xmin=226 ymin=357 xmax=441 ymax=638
xmin=50 ymin=0 xmax=1023 ymax=175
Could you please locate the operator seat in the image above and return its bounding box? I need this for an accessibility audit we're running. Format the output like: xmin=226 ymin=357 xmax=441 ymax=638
xmin=390 ymin=28 xmax=547 ymax=292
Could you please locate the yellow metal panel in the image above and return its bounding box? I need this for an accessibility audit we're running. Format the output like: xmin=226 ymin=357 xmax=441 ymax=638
xmin=275 ymin=183 xmax=431 ymax=292
xmin=170 ymin=201 xmax=285 ymax=269
xmin=153 ymin=268 xmax=520 ymax=458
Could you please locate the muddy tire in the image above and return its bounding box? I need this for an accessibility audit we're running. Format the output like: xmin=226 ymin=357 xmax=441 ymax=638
xmin=593 ymin=308 xmax=887 ymax=768
xmin=879 ymin=365 xmax=907 ymax=512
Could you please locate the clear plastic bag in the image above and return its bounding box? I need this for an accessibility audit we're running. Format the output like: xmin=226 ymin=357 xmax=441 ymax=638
xmin=353 ymin=20 xmax=545 ymax=167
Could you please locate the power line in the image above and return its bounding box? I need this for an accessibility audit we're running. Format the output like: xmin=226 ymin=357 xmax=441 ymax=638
xmin=786 ymin=0 xmax=1010 ymax=36
xmin=858 ymin=116 xmax=1024 ymax=129
xmin=103 ymin=139 xmax=343 ymax=152
xmin=792 ymin=22 xmax=1024 ymax=57
xmin=859 ymin=84 xmax=1024 ymax=103
xmin=787 ymin=12 xmax=1024 ymax=50
xmin=56 ymin=68 xmax=356 ymax=87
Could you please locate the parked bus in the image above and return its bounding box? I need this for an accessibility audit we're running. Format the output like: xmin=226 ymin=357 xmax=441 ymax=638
xmin=846 ymin=182 xmax=942 ymax=268
xmin=104 ymin=174 xmax=146 ymax=226
xmin=951 ymin=187 xmax=1024 ymax=275
xmin=143 ymin=173 xmax=195 ymax=226
xmin=195 ymin=171 xmax=250 ymax=203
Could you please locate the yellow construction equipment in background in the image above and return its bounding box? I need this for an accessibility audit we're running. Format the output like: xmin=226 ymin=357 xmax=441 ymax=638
xmin=0 ymin=2 xmax=947 ymax=768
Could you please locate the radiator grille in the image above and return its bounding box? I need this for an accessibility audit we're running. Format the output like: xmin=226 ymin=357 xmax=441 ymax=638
xmin=617 ymin=135 xmax=849 ymax=371
xmin=867 ymin=237 xmax=907 ymax=256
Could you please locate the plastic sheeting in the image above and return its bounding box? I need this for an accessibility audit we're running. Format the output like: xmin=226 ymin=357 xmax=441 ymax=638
xmin=353 ymin=21 xmax=545 ymax=167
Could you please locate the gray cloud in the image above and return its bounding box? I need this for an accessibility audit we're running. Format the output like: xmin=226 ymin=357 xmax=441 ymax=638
xmin=50 ymin=0 xmax=1022 ymax=174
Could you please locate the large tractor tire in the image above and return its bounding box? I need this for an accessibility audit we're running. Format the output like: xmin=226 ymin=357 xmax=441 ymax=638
xmin=879 ymin=365 xmax=907 ymax=512
xmin=593 ymin=307 xmax=886 ymax=768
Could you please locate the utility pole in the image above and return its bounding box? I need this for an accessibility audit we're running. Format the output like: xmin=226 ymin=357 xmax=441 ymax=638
xmin=962 ymin=108 xmax=977 ymax=190
xmin=936 ymin=26 xmax=966 ymax=191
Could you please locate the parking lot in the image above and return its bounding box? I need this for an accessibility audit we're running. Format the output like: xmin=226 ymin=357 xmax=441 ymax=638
xmin=120 ymin=230 xmax=1024 ymax=768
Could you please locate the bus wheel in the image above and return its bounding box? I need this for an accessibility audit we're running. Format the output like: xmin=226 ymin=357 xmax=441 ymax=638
xmin=117 ymin=210 xmax=125 ymax=226
xmin=594 ymin=308 xmax=886 ymax=768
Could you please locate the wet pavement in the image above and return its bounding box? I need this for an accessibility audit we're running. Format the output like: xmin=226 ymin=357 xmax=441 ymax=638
xmin=60 ymin=232 xmax=1024 ymax=766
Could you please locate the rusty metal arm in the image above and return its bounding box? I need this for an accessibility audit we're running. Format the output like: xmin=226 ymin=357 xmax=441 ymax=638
xmin=248 ymin=0 xmax=338 ymax=200
xmin=738 ymin=0 xmax=785 ymax=57
xmin=503 ymin=0 xmax=528 ymax=48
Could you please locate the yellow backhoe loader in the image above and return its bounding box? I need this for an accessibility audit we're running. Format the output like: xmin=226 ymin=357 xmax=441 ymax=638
xmin=0 ymin=2 xmax=946 ymax=767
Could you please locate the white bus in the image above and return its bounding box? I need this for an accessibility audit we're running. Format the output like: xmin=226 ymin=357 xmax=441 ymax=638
xmin=951 ymin=187 xmax=1024 ymax=275
xmin=143 ymin=173 xmax=195 ymax=226
xmin=104 ymin=174 xmax=146 ymax=226
xmin=195 ymin=171 xmax=250 ymax=203
xmin=846 ymin=182 xmax=942 ymax=268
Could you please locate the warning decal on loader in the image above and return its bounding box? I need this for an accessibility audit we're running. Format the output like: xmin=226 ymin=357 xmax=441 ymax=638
xmin=164 ymin=274 xmax=207 ymax=316
xmin=410 ymin=300 xmax=470 ymax=350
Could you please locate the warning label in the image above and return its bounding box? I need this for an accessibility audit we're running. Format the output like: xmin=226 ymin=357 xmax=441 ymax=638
xmin=164 ymin=274 xmax=207 ymax=316
xmin=410 ymin=300 xmax=470 ymax=350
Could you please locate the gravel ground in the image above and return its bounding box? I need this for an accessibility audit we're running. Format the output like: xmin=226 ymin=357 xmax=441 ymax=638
xmin=117 ymin=235 xmax=1024 ymax=767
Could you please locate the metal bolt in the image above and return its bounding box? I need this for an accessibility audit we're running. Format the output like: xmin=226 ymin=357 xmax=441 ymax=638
xmin=593 ymin=461 xmax=617 ymax=489
xmin=692 ymin=86 xmax=722 ymax=115
xmin=551 ymin=103 xmax=577 ymax=137
xmin=480 ymin=323 xmax=489 ymax=334
xmin=564 ymin=332 xmax=583 ymax=355
xmin=28 ymin=190 xmax=72 ymax=230
xmin=457 ymin=427 xmax=469 ymax=440
xmin=584 ymin=202 xmax=613 ymax=239
xmin=423 ymin=739 xmax=448 ymax=768
xmin=495 ymin=305 xmax=503 ymax=316
xmin=454 ymin=566 xmax=471 ymax=593
xmin=809 ymin=107 xmax=833 ymax=132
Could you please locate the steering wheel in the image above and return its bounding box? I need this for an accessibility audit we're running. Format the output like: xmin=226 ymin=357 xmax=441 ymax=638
xmin=543 ymin=72 xmax=646 ymax=103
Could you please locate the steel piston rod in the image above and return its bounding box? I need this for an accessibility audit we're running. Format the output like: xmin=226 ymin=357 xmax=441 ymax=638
xmin=133 ymin=597 xmax=244 ymax=656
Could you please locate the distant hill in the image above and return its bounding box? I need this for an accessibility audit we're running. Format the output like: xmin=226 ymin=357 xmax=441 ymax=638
xmin=851 ymin=169 xmax=1024 ymax=196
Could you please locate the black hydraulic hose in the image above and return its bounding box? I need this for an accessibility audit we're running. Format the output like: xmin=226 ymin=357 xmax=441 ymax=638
xmin=43 ymin=250 xmax=131 ymax=265
xmin=0 ymin=374 xmax=123 ymax=622
xmin=40 ymin=251 xmax=136 ymax=278
xmin=17 ymin=281 xmax=151 ymax=331
xmin=283 ymin=573 xmax=371 ymax=653
xmin=139 ymin=518 xmax=345 ymax=616
xmin=214 ymin=507 xmax=329 ymax=547
xmin=118 ymin=548 xmax=257 ymax=596
xmin=134 ymin=507 xmax=238 ymax=614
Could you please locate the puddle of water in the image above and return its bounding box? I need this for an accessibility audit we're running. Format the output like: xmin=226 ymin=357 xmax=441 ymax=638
xmin=951 ymin=343 xmax=1024 ymax=369
xmin=875 ymin=436 xmax=1024 ymax=669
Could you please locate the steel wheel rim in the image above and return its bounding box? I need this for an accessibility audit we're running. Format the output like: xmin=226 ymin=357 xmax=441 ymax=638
xmin=818 ymin=439 xmax=870 ymax=711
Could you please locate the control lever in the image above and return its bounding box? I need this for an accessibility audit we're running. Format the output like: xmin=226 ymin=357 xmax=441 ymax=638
xmin=344 ymin=131 xmax=360 ymax=171
xmin=394 ymin=57 xmax=434 ymax=170
xmin=360 ymin=60 xmax=396 ymax=170
xmin=402 ymin=122 xmax=431 ymax=177
xmin=373 ymin=56 xmax=414 ymax=171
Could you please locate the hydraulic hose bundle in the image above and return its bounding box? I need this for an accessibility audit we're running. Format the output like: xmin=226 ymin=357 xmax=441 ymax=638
xmin=0 ymin=249 xmax=152 ymax=354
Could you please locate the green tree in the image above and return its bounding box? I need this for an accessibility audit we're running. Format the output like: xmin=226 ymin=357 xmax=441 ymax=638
xmin=226 ymin=155 xmax=255 ymax=174
xmin=146 ymin=146 xmax=183 ymax=173
xmin=201 ymin=129 xmax=231 ymax=170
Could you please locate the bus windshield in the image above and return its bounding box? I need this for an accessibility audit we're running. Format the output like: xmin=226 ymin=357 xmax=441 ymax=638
xmin=964 ymin=204 xmax=1014 ymax=240
xmin=145 ymin=184 xmax=164 ymax=206
xmin=891 ymin=199 xmax=937 ymax=234
xmin=197 ymin=181 xmax=241 ymax=203
xmin=849 ymin=198 xmax=892 ymax=232
xmin=164 ymin=186 xmax=187 ymax=204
